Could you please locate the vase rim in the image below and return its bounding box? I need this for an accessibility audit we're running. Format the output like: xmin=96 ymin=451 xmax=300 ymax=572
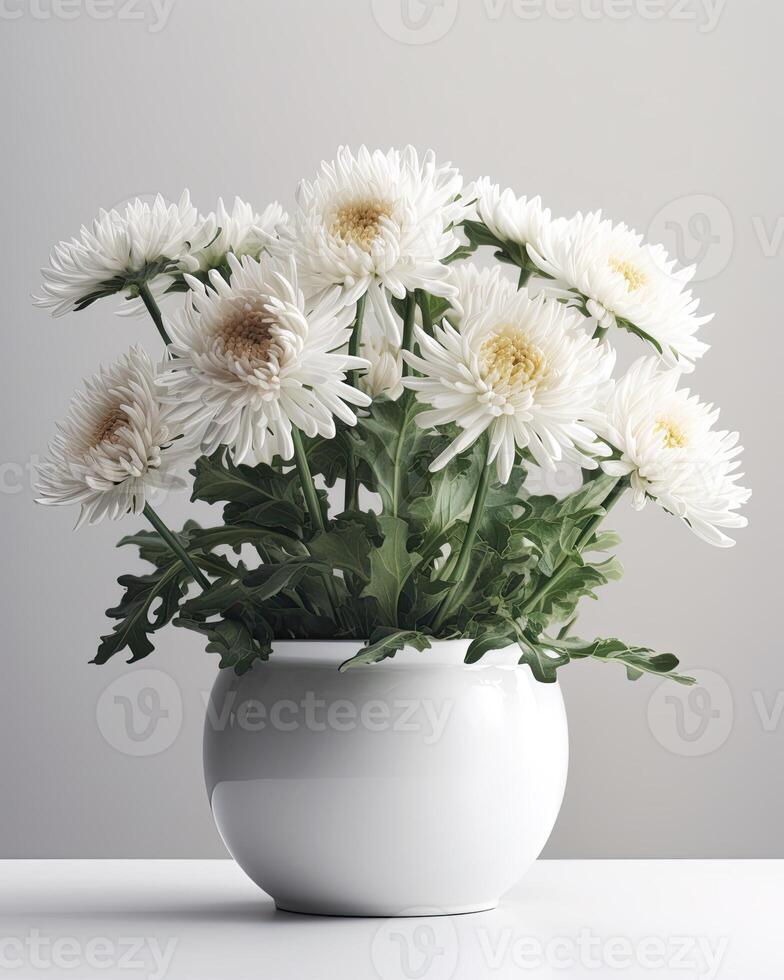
xmin=261 ymin=638 xmax=523 ymax=669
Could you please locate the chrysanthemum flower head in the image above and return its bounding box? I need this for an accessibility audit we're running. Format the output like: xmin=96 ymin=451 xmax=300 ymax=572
xmin=527 ymin=211 xmax=711 ymax=370
xmin=403 ymin=265 xmax=614 ymax=483
xmin=193 ymin=197 xmax=288 ymax=273
xmin=443 ymin=263 xmax=518 ymax=327
xmin=466 ymin=177 xmax=551 ymax=251
xmin=36 ymin=346 xmax=189 ymax=526
xmin=290 ymin=145 xmax=467 ymax=316
xmin=34 ymin=192 xmax=214 ymax=316
xmin=360 ymin=325 xmax=404 ymax=403
xmin=598 ymin=357 xmax=750 ymax=546
xmin=158 ymin=252 xmax=371 ymax=464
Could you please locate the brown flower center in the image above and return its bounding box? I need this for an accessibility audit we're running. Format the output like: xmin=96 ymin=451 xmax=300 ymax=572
xmin=217 ymin=309 xmax=275 ymax=362
xmin=331 ymin=199 xmax=393 ymax=251
xmin=93 ymin=408 xmax=129 ymax=447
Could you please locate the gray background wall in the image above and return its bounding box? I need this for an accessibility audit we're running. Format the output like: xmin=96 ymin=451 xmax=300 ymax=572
xmin=0 ymin=0 xmax=780 ymax=858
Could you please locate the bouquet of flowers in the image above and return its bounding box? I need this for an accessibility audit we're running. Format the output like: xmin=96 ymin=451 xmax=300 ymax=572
xmin=34 ymin=147 xmax=749 ymax=681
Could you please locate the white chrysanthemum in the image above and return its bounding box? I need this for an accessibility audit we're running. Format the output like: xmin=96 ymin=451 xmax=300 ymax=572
xmin=193 ymin=197 xmax=288 ymax=272
xmin=466 ymin=177 xmax=551 ymax=251
xmin=159 ymin=252 xmax=372 ymax=464
xmin=34 ymin=192 xmax=213 ymax=316
xmin=444 ymin=264 xmax=518 ymax=327
xmin=360 ymin=329 xmax=404 ymax=402
xmin=444 ymin=263 xmax=572 ymax=330
xmin=528 ymin=211 xmax=711 ymax=370
xmin=36 ymin=347 xmax=189 ymax=527
xmin=598 ymin=357 xmax=749 ymax=547
xmin=291 ymin=145 xmax=467 ymax=315
xmin=403 ymin=272 xmax=615 ymax=483
xmin=116 ymin=198 xmax=289 ymax=321
xmin=355 ymin=288 xmax=404 ymax=400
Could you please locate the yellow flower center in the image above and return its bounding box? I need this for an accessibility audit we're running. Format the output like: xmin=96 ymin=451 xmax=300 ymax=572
xmin=609 ymin=257 xmax=647 ymax=292
xmin=481 ymin=329 xmax=546 ymax=390
xmin=654 ymin=418 xmax=688 ymax=449
xmin=217 ymin=309 xmax=275 ymax=363
xmin=93 ymin=408 xmax=129 ymax=447
xmin=332 ymin=199 xmax=393 ymax=251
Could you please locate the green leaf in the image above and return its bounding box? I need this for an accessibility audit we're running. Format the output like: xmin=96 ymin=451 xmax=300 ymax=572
xmin=468 ymin=614 xmax=570 ymax=682
xmin=533 ymin=557 xmax=623 ymax=630
xmin=465 ymin=622 xmax=516 ymax=664
xmin=615 ymin=316 xmax=664 ymax=355
xmin=339 ymin=628 xmax=431 ymax=670
xmin=188 ymin=524 xmax=299 ymax=557
xmin=351 ymin=393 xmax=435 ymax=517
xmin=116 ymin=523 xmax=199 ymax=567
xmin=556 ymin=473 xmax=620 ymax=517
xmin=303 ymin=430 xmax=354 ymax=489
xmin=360 ymin=516 xmax=422 ymax=625
xmin=587 ymin=529 xmax=622 ymax=552
xmin=442 ymin=241 xmax=477 ymax=265
xmin=517 ymin=635 xmax=571 ymax=683
xmin=94 ymin=561 xmax=192 ymax=665
xmin=507 ymin=514 xmax=581 ymax=577
xmin=461 ymin=220 xmax=538 ymax=274
xmin=243 ymin=558 xmax=332 ymax=601
xmin=545 ymin=636 xmax=695 ymax=684
xmin=175 ymin=615 xmax=269 ymax=674
xmin=399 ymin=574 xmax=452 ymax=627
xmin=308 ymin=523 xmax=375 ymax=583
xmin=73 ymin=257 xmax=179 ymax=312
xmin=407 ymin=445 xmax=483 ymax=559
xmin=191 ymin=449 xmax=305 ymax=536
xmin=391 ymin=290 xmax=453 ymax=324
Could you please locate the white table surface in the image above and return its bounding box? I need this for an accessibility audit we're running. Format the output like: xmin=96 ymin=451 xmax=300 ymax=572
xmin=0 ymin=859 xmax=780 ymax=979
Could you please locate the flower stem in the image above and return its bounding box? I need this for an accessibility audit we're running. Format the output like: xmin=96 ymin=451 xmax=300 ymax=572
xmin=347 ymin=292 xmax=367 ymax=383
xmin=401 ymin=292 xmax=416 ymax=377
xmin=592 ymin=324 xmax=608 ymax=341
xmin=291 ymin=427 xmax=341 ymax=612
xmin=138 ymin=282 xmax=172 ymax=348
xmin=522 ymin=479 xmax=627 ymax=616
xmin=517 ymin=265 xmax=531 ymax=289
xmin=143 ymin=503 xmax=209 ymax=590
xmin=344 ymin=293 xmax=367 ymax=513
xmin=431 ymin=444 xmax=493 ymax=634
xmin=292 ymin=427 xmax=326 ymax=532
xmin=415 ymin=289 xmax=433 ymax=335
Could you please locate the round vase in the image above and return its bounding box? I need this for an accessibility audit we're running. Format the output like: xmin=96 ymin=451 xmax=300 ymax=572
xmin=203 ymin=639 xmax=568 ymax=917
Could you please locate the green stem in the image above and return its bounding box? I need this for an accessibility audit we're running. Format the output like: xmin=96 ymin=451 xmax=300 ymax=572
xmin=138 ymin=282 xmax=172 ymax=347
xmin=401 ymin=292 xmax=416 ymax=377
xmin=557 ymin=616 xmax=577 ymax=640
xmin=291 ymin=427 xmax=341 ymax=611
xmin=344 ymin=293 xmax=367 ymax=513
xmin=143 ymin=503 xmax=209 ymax=590
xmin=391 ymin=394 xmax=417 ymax=518
xmin=347 ymin=293 xmax=367 ymax=381
xmin=592 ymin=324 xmax=608 ymax=341
xmin=431 ymin=446 xmax=493 ymax=634
xmin=291 ymin=428 xmax=326 ymax=533
xmin=522 ymin=480 xmax=626 ymax=616
xmin=415 ymin=289 xmax=433 ymax=336
xmin=517 ymin=265 xmax=532 ymax=289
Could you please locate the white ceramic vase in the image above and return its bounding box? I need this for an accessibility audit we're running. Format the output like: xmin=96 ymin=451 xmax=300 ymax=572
xmin=203 ymin=639 xmax=568 ymax=917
